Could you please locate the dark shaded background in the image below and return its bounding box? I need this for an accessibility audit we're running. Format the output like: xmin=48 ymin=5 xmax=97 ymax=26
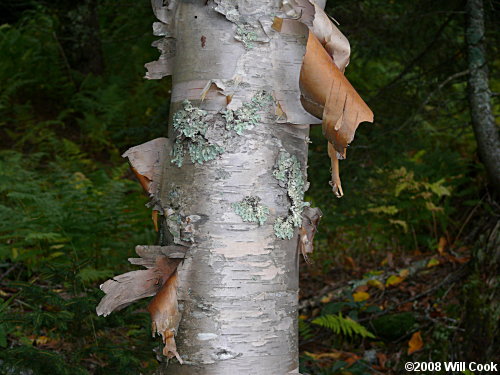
xmin=0 ymin=0 xmax=498 ymax=374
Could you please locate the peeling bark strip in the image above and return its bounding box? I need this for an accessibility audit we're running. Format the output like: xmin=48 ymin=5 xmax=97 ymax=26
xmin=298 ymin=206 xmax=322 ymax=263
xmin=122 ymin=137 xmax=169 ymax=197
xmin=149 ymin=270 xmax=183 ymax=363
xmin=274 ymin=0 xmax=374 ymax=197
xmin=96 ymin=245 xmax=184 ymax=316
xmin=97 ymin=0 xmax=372 ymax=374
xmin=97 ymin=244 xmax=187 ymax=360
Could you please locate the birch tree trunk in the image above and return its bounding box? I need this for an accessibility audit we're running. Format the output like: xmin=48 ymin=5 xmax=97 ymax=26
xmin=97 ymin=1 xmax=372 ymax=373
xmin=465 ymin=0 xmax=500 ymax=192
xmin=150 ymin=1 xmax=315 ymax=373
xmin=463 ymin=0 xmax=500 ymax=361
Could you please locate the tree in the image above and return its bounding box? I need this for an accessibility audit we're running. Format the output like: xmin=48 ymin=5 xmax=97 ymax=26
xmin=462 ymin=0 xmax=500 ymax=362
xmin=96 ymin=1 xmax=372 ymax=373
xmin=465 ymin=0 xmax=500 ymax=193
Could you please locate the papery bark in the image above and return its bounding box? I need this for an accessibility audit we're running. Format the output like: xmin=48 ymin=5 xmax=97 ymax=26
xmin=98 ymin=1 xmax=372 ymax=374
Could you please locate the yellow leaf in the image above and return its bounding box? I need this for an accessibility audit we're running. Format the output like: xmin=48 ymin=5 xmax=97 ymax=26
xmin=437 ymin=236 xmax=447 ymax=255
xmin=35 ymin=336 xmax=49 ymax=345
xmin=408 ymin=331 xmax=423 ymax=354
xmin=353 ymin=291 xmax=370 ymax=302
xmin=305 ymin=351 xmax=342 ymax=360
xmin=399 ymin=269 xmax=410 ymax=278
xmin=389 ymin=219 xmax=408 ymax=233
xmin=48 ymin=252 xmax=64 ymax=259
xmin=368 ymin=205 xmax=398 ymax=215
xmin=425 ymin=201 xmax=443 ymax=212
xmin=320 ymin=295 xmax=332 ymax=304
xmin=427 ymin=258 xmax=440 ymax=268
xmin=386 ymin=275 xmax=404 ymax=287
xmin=367 ymin=279 xmax=385 ymax=290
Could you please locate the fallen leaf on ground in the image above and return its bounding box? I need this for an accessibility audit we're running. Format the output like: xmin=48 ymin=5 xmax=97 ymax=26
xmin=377 ymin=352 xmax=387 ymax=369
xmin=353 ymin=291 xmax=370 ymax=302
xmin=427 ymin=258 xmax=440 ymax=268
xmin=386 ymin=275 xmax=404 ymax=287
xmin=437 ymin=236 xmax=447 ymax=255
xmin=305 ymin=351 xmax=342 ymax=360
xmin=408 ymin=331 xmax=423 ymax=354
xmin=367 ymin=279 xmax=385 ymax=290
xmin=399 ymin=268 xmax=410 ymax=278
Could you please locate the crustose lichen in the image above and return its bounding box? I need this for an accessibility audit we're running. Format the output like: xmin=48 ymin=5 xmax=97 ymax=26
xmin=232 ymin=196 xmax=270 ymax=226
xmin=273 ymin=150 xmax=309 ymax=240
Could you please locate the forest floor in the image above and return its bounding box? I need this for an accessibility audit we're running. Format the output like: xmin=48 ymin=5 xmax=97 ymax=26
xmin=298 ymin=240 xmax=471 ymax=375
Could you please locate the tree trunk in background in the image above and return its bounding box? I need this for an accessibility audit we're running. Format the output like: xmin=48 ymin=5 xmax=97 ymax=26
xmin=463 ymin=0 xmax=500 ymax=360
xmin=154 ymin=1 xmax=313 ymax=373
xmin=465 ymin=0 xmax=500 ymax=192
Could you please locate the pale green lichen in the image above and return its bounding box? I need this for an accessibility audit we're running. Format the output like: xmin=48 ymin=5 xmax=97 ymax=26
xmin=172 ymin=93 xmax=272 ymax=167
xmin=273 ymin=150 xmax=310 ymax=240
xmin=232 ymin=196 xmax=269 ymax=226
xmin=236 ymin=25 xmax=258 ymax=49
xmin=222 ymin=91 xmax=272 ymax=135
xmin=273 ymin=217 xmax=294 ymax=240
xmin=171 ymin=100 xmax=224 ymax=167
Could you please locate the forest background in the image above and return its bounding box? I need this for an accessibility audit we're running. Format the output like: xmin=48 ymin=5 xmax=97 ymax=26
xmin=0 ymin=0 xmax=498 ymax=374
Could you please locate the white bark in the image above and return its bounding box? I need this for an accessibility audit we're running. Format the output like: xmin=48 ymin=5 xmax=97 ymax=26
xmin=153 ymin=1 xmax=310 ymax=373
xmin=98 ymin=0 xmax=371 ymax=373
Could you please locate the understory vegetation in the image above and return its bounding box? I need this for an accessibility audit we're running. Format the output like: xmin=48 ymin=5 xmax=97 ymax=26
xmin=0 ymin=0 xmax=498 ymax=374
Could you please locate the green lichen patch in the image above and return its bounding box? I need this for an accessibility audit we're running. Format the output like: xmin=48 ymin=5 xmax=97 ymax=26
xmin=222 ymin=91 xmax=272 ymax=135
xmin=273 ymin=217 xmax=294 ymax=241
xmin=171 ymin=100 xmax=224 ymax=167
xmin=232 ymin=196 xmax=270 ymax=226
xmin=235 ymin=24 xmax=258 ymax=49
xmin=273 ymin=150 xmax=310 ymax=240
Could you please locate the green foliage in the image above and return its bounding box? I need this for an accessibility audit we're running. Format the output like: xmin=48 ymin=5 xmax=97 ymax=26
xmin=0 ymin=149 xmax=157 ymax=374
xmin=370 ymin=312 xmax=417 ymax=340
xmin=305 ymin=0 xmax=495 ymax=261
xmin=298 ymin=318 xmax=314 ymax=341
xmin=312 ymin=313 xmax=375 ymax=339
xmin=0 ymin=2 xmax=165 ymax=373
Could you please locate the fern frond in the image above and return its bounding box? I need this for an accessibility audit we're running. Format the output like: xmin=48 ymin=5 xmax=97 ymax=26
xmin=299 ymin=319 xmax=314 ymax=341
xmin=312 ymin=313 xmax=375 ymax=339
